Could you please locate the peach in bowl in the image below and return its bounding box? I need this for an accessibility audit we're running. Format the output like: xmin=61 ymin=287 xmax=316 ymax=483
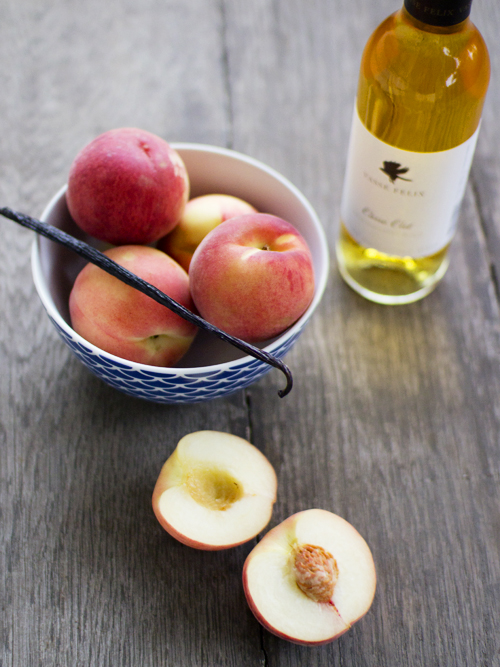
xmin=31 ymin=143 xmax=329 ymax=404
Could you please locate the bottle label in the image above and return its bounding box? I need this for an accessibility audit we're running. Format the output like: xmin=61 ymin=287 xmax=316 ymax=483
xmin=340 ymin=106 xmax=480 ymax=258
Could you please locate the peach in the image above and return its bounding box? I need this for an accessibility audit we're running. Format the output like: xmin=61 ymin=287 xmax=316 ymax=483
xmin=152 ymin=431 xmax=277 ymax=550
xmin=69 ymin=245 xmax=197 ymax=366
xmin=66 ymin=128 xmax=189 ymax=245
xmin=158 ymin=194 xmax=257 ymax=271
xmin=189 ymin=214 xmax=315 ymax=342
xmin=243 ymin=509 xmax=377 ymax=645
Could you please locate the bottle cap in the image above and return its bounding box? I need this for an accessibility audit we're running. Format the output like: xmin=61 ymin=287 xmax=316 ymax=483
xmin=404 ymin=0 xmax=472 ymax=26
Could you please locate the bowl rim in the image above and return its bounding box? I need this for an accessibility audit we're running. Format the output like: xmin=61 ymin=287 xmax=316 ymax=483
xmin=31 ymin=142 xmax=330 ymax=375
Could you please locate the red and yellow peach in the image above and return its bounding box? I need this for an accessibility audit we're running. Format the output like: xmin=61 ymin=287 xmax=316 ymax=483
xmin=69 ymin=245 xmax=197 ymax=366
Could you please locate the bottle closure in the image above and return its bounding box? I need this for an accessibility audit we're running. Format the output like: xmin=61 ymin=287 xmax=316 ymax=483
xmin=404 ymin=0 xmax=472 ymax=26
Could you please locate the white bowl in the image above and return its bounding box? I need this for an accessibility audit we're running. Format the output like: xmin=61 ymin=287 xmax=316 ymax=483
xmin=31 ymin=143 xmax=329 ymax=403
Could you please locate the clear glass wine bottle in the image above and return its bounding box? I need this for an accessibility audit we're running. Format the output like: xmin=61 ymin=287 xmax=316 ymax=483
xmin=336 ymin=0 xmax=490 ymax=304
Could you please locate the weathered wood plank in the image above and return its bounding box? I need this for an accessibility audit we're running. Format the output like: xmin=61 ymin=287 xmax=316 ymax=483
xmin=226 ymin=0 xmax=500 ymax=665
xmin=1 ymin=0 xmax=499 ymax=665
xmin=0 ymin=0 xmax=262 ymax=666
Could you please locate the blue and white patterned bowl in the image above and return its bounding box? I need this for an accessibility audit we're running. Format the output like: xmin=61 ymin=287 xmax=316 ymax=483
xmin=31 ymin=143 xmax=329 ymax=404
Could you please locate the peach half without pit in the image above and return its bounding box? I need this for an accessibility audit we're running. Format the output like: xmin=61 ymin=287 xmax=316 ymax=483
xmin=152 ymin=431 xmax=277 ymax=550
xmin=242 ymin=509 xmax=376 ymax=645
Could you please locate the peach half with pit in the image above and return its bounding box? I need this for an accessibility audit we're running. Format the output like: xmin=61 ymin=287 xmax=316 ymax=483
xmin=67 ymin=127 xmax=190 ymax=245
xmin=242 ymin=509 xmax=376 ymax=645
xmin=158 ymin=193 xmax=257 ymax=271
xmin=152 ymin=431 xmax=277 ymax=550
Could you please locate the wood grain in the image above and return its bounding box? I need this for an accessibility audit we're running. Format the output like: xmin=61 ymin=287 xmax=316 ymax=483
xmin=1 ymin=0 xmax=499 ymax=665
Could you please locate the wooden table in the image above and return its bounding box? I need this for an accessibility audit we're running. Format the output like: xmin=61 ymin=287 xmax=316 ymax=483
xmin=1 ymin=0 xmax=499 ymax=665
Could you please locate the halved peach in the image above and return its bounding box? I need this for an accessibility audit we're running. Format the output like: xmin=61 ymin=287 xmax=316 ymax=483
xmin=152 ymin=431 xmax=277 ymax=550
xmin=243 ymin=509 xmax=376 ymax=645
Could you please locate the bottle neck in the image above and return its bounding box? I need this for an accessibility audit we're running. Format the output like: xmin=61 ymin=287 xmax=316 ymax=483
xmin=403 ymin=0 xmax=472 ymax=27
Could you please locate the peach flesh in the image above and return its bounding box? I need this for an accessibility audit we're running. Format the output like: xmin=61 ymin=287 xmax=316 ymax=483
xmin=242 ymin=509 xmax=376 ymax=645
xmin=152 ymin=431 xmax=278 ymax=550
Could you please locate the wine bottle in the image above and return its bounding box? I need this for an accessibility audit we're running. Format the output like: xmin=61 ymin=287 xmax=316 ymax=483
xmin=336 ymin=0 xmax=490 ymax=304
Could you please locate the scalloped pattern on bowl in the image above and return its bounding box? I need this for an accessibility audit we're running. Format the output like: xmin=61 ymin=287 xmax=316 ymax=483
xmin=47 ymin=311 xmax=302 ymax=403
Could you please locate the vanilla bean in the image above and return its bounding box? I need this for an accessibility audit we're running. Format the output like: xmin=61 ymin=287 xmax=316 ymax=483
xmin=0 ymin=207 xmax=293 ymax=397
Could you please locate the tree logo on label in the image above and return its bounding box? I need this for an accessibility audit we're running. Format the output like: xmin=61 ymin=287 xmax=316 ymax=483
xmin=380 ymin=161 xmax=412 ymax=184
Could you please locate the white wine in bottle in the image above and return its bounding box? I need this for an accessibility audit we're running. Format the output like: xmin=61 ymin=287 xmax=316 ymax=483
xmin=337 ymin=0 xmax=490 ymax=304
